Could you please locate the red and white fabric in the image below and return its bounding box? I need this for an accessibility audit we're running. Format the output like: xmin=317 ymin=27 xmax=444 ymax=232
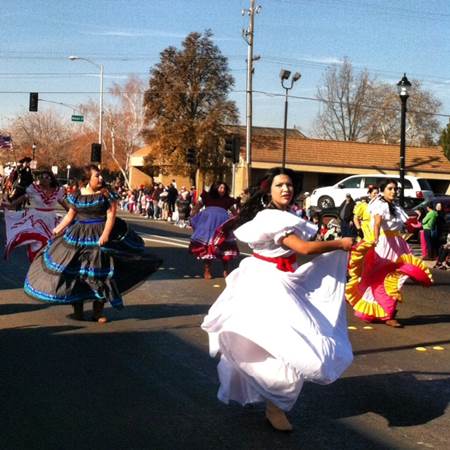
xmin=4 ymin=184 xmax=64 ymax=261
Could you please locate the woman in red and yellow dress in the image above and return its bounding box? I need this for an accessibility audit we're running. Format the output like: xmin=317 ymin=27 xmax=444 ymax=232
xmin=346 ymin=179 xmax=432 ymax=327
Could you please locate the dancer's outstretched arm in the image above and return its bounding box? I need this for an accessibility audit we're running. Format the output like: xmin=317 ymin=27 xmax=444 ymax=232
xmin=282 ymin=234 xmax=353 ymax=256
xmin=53 ymin=207 xmax=77 ymax=235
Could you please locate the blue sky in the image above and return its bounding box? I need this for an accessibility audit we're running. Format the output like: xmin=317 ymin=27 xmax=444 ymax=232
xmin=1 ymin=0 xmax=449 ymax=135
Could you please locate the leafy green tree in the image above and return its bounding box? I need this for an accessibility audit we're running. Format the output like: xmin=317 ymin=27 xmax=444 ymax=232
xmin=143 ymin=30 xmax=238 ymax=177
xmin=440 ymin=122 xmax=450 ymax=161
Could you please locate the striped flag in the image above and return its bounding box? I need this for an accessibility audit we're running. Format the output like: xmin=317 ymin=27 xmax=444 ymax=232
xmin=0 ymin=135 xmax=12 ymax=149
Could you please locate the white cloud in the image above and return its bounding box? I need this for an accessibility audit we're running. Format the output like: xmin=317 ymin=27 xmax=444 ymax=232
xmin=302 ymin=56 xmax=344 ymax=65
xmin=82 ymin=30 xmax=187 ymax=39
xmin=82 ymin=29 xmax=239 ymax=41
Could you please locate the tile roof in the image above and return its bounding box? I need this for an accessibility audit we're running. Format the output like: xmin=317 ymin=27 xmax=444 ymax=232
xmin=227 ymin=125 xmax=305 ymax=138
xmin=248 ymin=136 xmax=450 ymax=174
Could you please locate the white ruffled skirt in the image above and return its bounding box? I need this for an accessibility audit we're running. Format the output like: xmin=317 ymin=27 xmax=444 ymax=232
xmin=201 ymin=250 xmax=353 ymax=411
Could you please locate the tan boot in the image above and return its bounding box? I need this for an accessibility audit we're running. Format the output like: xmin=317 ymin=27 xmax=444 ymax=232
xmin=204 ymin=262 xmax=213 ymax=280
xmin=385 ymin=319 xmax=403 ymax=328
xmin=265 ymin=401 xmax=293 ymax=432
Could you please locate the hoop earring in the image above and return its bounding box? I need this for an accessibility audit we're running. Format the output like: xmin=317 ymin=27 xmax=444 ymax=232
xmin=260 ymin=194 xmax=271 ymax=208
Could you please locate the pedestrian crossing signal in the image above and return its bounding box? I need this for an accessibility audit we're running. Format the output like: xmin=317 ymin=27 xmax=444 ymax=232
xmin=186 ymin=148 xmax=196 ymax=165
xmin=224 ymin=135 xmax=240 ymax=164
xmin=29 ymin=92 xmax=38 ymax=112
xmin=91 ymin=143 xmax=102 ymax=163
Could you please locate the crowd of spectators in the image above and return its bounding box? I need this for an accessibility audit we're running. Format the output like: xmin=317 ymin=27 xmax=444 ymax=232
xmin=115 ymin=179 xmax=198 ymax=228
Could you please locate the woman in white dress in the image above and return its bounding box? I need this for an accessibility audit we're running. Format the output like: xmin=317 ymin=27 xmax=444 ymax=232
xmin=201 ymin=167 xmax=354 ymax=432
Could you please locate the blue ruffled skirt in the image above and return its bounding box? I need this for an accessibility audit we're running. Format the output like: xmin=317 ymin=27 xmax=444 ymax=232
xmin=24 ymin=218 xmax=161 ymax=308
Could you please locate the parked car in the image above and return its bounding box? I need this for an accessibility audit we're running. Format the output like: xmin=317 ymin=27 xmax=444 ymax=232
xmin=310 ymin=174 xmax=434 ymax=209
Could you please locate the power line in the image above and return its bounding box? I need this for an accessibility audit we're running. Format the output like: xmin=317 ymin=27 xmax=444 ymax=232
xmin=268 ymin=0 xmax=450 ymax=21
xmin=0 ymin=69 xmax=246 ymax=78
xmin=0 ymin=88 xmax=448 ymax=119
xmin=0 ymin=48 xmax=448 ymax=85
xmin=248 ymin=89 xmax=450 ymax=119
xmin=0 ymin=52 xmax=249 ymax=62
xmin=0 ymin=58 xmax=447 ymax=86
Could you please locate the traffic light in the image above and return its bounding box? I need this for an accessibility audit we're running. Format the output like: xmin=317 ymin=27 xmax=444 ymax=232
xmin=29 ymin=92 xmax=38 ymax=112
xmin=91 ymin=143 xmax=102 ymax=163
xmin=186 ymin=148 xmax=196 ymax=165
xmin=224 ymin=135 xmax=240 ymax=164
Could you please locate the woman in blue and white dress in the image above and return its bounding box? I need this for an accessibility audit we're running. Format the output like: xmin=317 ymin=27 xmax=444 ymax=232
xmin=24 ymin=165 xmax=161 ymax=323
xmin=202 ymin=167 xmax=354 ymax=432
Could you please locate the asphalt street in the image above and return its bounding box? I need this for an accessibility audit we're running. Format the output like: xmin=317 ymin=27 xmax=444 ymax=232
xmin=1 ymin=212 xmax=449 ymax=450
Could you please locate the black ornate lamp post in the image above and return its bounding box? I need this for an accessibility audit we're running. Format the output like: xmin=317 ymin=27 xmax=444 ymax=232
xmin=280 ymin=69 xmax=301 ymax=169
xmin=397 ymin=73 xmax=411 ymax=208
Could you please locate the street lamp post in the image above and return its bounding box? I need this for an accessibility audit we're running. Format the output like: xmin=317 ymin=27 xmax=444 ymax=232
xmin=66 ymin=164 xmax=71 ymax=184
xmin=280 ymin=69 xmax=301 ymax=169
xmin=397 ymin=73 xmax=411 ymax=208
xmin=68 ymin=55 xmax=104 ymax=151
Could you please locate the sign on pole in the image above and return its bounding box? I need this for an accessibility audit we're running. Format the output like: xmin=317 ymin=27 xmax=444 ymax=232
xmin=71 ymin=115 xmax=84 ymax=122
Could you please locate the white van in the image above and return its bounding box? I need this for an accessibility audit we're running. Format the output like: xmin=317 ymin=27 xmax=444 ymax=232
xmin=310 ymin=174 xmax=434 ymax=209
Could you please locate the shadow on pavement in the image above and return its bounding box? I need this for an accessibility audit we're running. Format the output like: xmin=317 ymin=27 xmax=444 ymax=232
xmin=401 ymin=314 xmax=450 ymax=326
xmin=63 ymin=303 xmax=210 ymax=323
xmin=0 ymin=302 xmax=50 ymax=315
xmin=354 ymin=339 xmax=450 ymax=356
xmin=1 ymin=324 xmax=448 ymax=449
xmin=306 ymin=370 xmax=450 ymax=428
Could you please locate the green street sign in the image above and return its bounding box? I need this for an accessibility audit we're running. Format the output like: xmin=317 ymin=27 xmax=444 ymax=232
xmin=71 ymin=115 xmax=84 ymax=122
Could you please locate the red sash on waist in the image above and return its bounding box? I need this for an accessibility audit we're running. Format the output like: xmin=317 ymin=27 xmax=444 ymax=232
xmin=252 ymin=252 xmax=297 ymax=273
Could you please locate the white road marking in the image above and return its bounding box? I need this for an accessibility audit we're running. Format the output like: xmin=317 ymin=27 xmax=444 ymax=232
xmin=142 ymin=237 xmax=188 ymax=248
xmin=139 ymin=232 xmax=252 ymax=256
xmin=141 ymin=233 xmax=191 ymax=245
xmin=140 ymin=233 xmax=190 ymax=245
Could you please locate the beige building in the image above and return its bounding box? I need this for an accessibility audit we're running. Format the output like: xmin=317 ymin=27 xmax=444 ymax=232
xmin=128 ymin=145 xmax=192 ymax=190
xmin=129 ymin=126 xmax=450 ymax=194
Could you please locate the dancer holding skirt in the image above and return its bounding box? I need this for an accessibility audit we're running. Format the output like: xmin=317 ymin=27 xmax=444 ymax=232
xmin=201 ymin=168 xmax=354 ymax=431
xmin=346 ymin=179 xmax=432 ymax=328
xmin=24 ymin=165 xmax=162 ymax=323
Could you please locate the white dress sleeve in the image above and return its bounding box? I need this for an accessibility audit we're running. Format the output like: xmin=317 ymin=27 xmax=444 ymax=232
xmin=369 ymin=199 xmax=389 ymax=219
xmin=292 ymin=217 xmax=319 ymax=242
xmin=234 ymin=209 xmax=317 ymax=246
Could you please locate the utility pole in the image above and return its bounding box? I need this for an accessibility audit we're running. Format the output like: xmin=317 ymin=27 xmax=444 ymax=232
xmin=242 ymin=0 xmax=261 ymax=189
